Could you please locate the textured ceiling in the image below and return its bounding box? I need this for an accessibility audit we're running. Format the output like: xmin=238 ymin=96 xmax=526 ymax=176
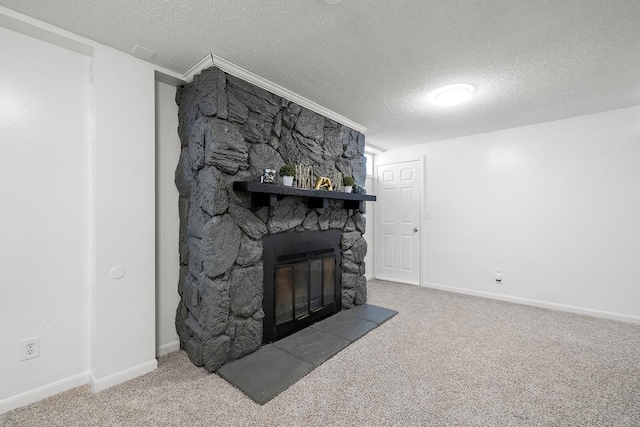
xmin=2 ymin=0 xmax=639 ymax=150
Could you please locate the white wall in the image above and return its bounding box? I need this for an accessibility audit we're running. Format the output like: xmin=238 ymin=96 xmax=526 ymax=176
xmin=90 ymin=44 xmax=158 ymax=391
xmin=376 ymin=105 xmax=640 ymax=322
xmin=155 ymin=81 xmax=181 ymax=356
xmin=0 ymin=6 xmax=183 ymax=413
xmin=0 ymin=24 xmax=91 ymax=405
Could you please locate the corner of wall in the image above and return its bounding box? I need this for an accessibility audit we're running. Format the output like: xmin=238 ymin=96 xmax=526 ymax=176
xmin=90 ymin=360 xmax=157 ymax=393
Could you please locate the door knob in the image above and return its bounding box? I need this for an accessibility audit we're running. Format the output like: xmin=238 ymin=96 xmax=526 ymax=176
xmin=413 ymin=227 xmax=418 ymax=233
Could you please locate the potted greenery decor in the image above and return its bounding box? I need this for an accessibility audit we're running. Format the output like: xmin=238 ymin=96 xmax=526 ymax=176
xmin=343 ymin=176 xmax=355 ymax=193
xmin=279 ymin=164 xmax=296 ymax=186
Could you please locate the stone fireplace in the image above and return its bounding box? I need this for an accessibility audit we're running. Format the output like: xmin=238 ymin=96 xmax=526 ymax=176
xmin=174 ymin=67 xmax=368 ymax=372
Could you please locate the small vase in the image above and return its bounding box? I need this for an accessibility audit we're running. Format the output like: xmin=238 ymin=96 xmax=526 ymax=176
xmin=282 ymin=176 xmax=294 ymax=186
xmin=344 ymin=186 xmax=353 ymax=193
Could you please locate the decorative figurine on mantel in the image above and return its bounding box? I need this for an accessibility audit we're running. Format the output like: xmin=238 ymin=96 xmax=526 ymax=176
xmin=352 ymin=184 xmax=365 ymax=194
xmin=332 ymin=172 xmax=344 ymax=192
xmin=314 ymin=177 xmax=333 ymax=191
xmin=296 ymin=164 xmax=314 ymax=189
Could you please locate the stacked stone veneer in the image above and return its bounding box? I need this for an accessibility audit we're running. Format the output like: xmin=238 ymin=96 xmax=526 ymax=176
xmin=175 ymin=67 xmax=368 ymax=372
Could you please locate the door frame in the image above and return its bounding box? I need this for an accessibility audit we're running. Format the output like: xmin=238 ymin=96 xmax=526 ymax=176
xmin=373 ymin=156 xmax=426 ymax=286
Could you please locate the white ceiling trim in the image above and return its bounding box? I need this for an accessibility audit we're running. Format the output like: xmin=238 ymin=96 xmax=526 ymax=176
xmin=182 ymin=54 xmax=215 ymax=82
xmin=1 ymin=6 xmax=185 ymax=84
xmin=183 ymin=53 xmax=367 ymax=134
xmin=364 ymin=144 xmax=385 ymax=154
xmin=0 ymin=6 xmax=93 ymax=57
xmin=155 ymin=70 xmax=186 ymax=87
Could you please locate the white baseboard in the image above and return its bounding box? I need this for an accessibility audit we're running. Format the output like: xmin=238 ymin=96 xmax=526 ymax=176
xmin=156 ymin=340 xmax=180 ymax=357
xmin=90 ymin=359 xmax=157 ymax=393
xmin=1 ymin=359 xmax=160 ymax=414
xmin=0 ymin=371 xmax=90 ymax=415
xmin=374 ymin=275 xmax=419 ymax=286
xmin=422 ymin=281 xmax=640 ymax=325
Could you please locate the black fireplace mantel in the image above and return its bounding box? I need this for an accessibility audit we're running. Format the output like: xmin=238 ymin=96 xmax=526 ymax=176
xmin=233 ymin=181 xmax=376 ymax=209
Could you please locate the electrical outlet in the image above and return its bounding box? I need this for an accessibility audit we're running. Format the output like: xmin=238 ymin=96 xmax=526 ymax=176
xmin=20 ymin=337 xmax=40 ymax=361
xmin=495 ymin=269 xmax=503 ymax=283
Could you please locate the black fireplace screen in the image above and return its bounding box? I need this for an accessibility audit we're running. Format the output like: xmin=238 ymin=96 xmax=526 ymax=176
xmin=263 ymin=230 xmax=342 ymax=343
xmin=275 ymin=252 xmax=336 ymax=324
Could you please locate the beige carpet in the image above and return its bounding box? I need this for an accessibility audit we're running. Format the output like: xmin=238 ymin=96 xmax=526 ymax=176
xmin=2 ymin=280 xmax=639 ymax=426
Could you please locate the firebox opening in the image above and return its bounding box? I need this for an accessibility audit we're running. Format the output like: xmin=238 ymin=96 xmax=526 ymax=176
xmin=263 ymin=230 xmax=342 ymax=343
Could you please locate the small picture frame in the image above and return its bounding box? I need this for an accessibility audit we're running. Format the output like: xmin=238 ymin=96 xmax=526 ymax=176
xmin=262 ymin=169 xmax=276 ymax=184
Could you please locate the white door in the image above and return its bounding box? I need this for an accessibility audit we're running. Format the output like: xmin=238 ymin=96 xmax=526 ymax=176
xmin=375 ymin=160 xmax=423 ymax=285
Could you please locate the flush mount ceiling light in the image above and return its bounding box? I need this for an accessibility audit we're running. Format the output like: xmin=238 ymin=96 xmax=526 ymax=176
xmin=428 ymin=83 xmax=475 ymax=106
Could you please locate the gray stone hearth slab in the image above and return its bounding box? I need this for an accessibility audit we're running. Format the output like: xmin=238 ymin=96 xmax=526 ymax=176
xmin=310 ymin=310 xmax=377 ymax=342
xmin=217 ymin=304 xmax=397 ymax=405
xmin=341 ymin=304 xmax=398 ymax=325
xmin=217 ymin=345 xmax=314 ymax=405
xmin=273 ymin=327 xmax=350 ymax=367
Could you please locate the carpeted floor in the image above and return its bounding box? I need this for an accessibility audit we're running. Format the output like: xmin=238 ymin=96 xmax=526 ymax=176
xmin=2 ymin=280 xmax=639 ymax=426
